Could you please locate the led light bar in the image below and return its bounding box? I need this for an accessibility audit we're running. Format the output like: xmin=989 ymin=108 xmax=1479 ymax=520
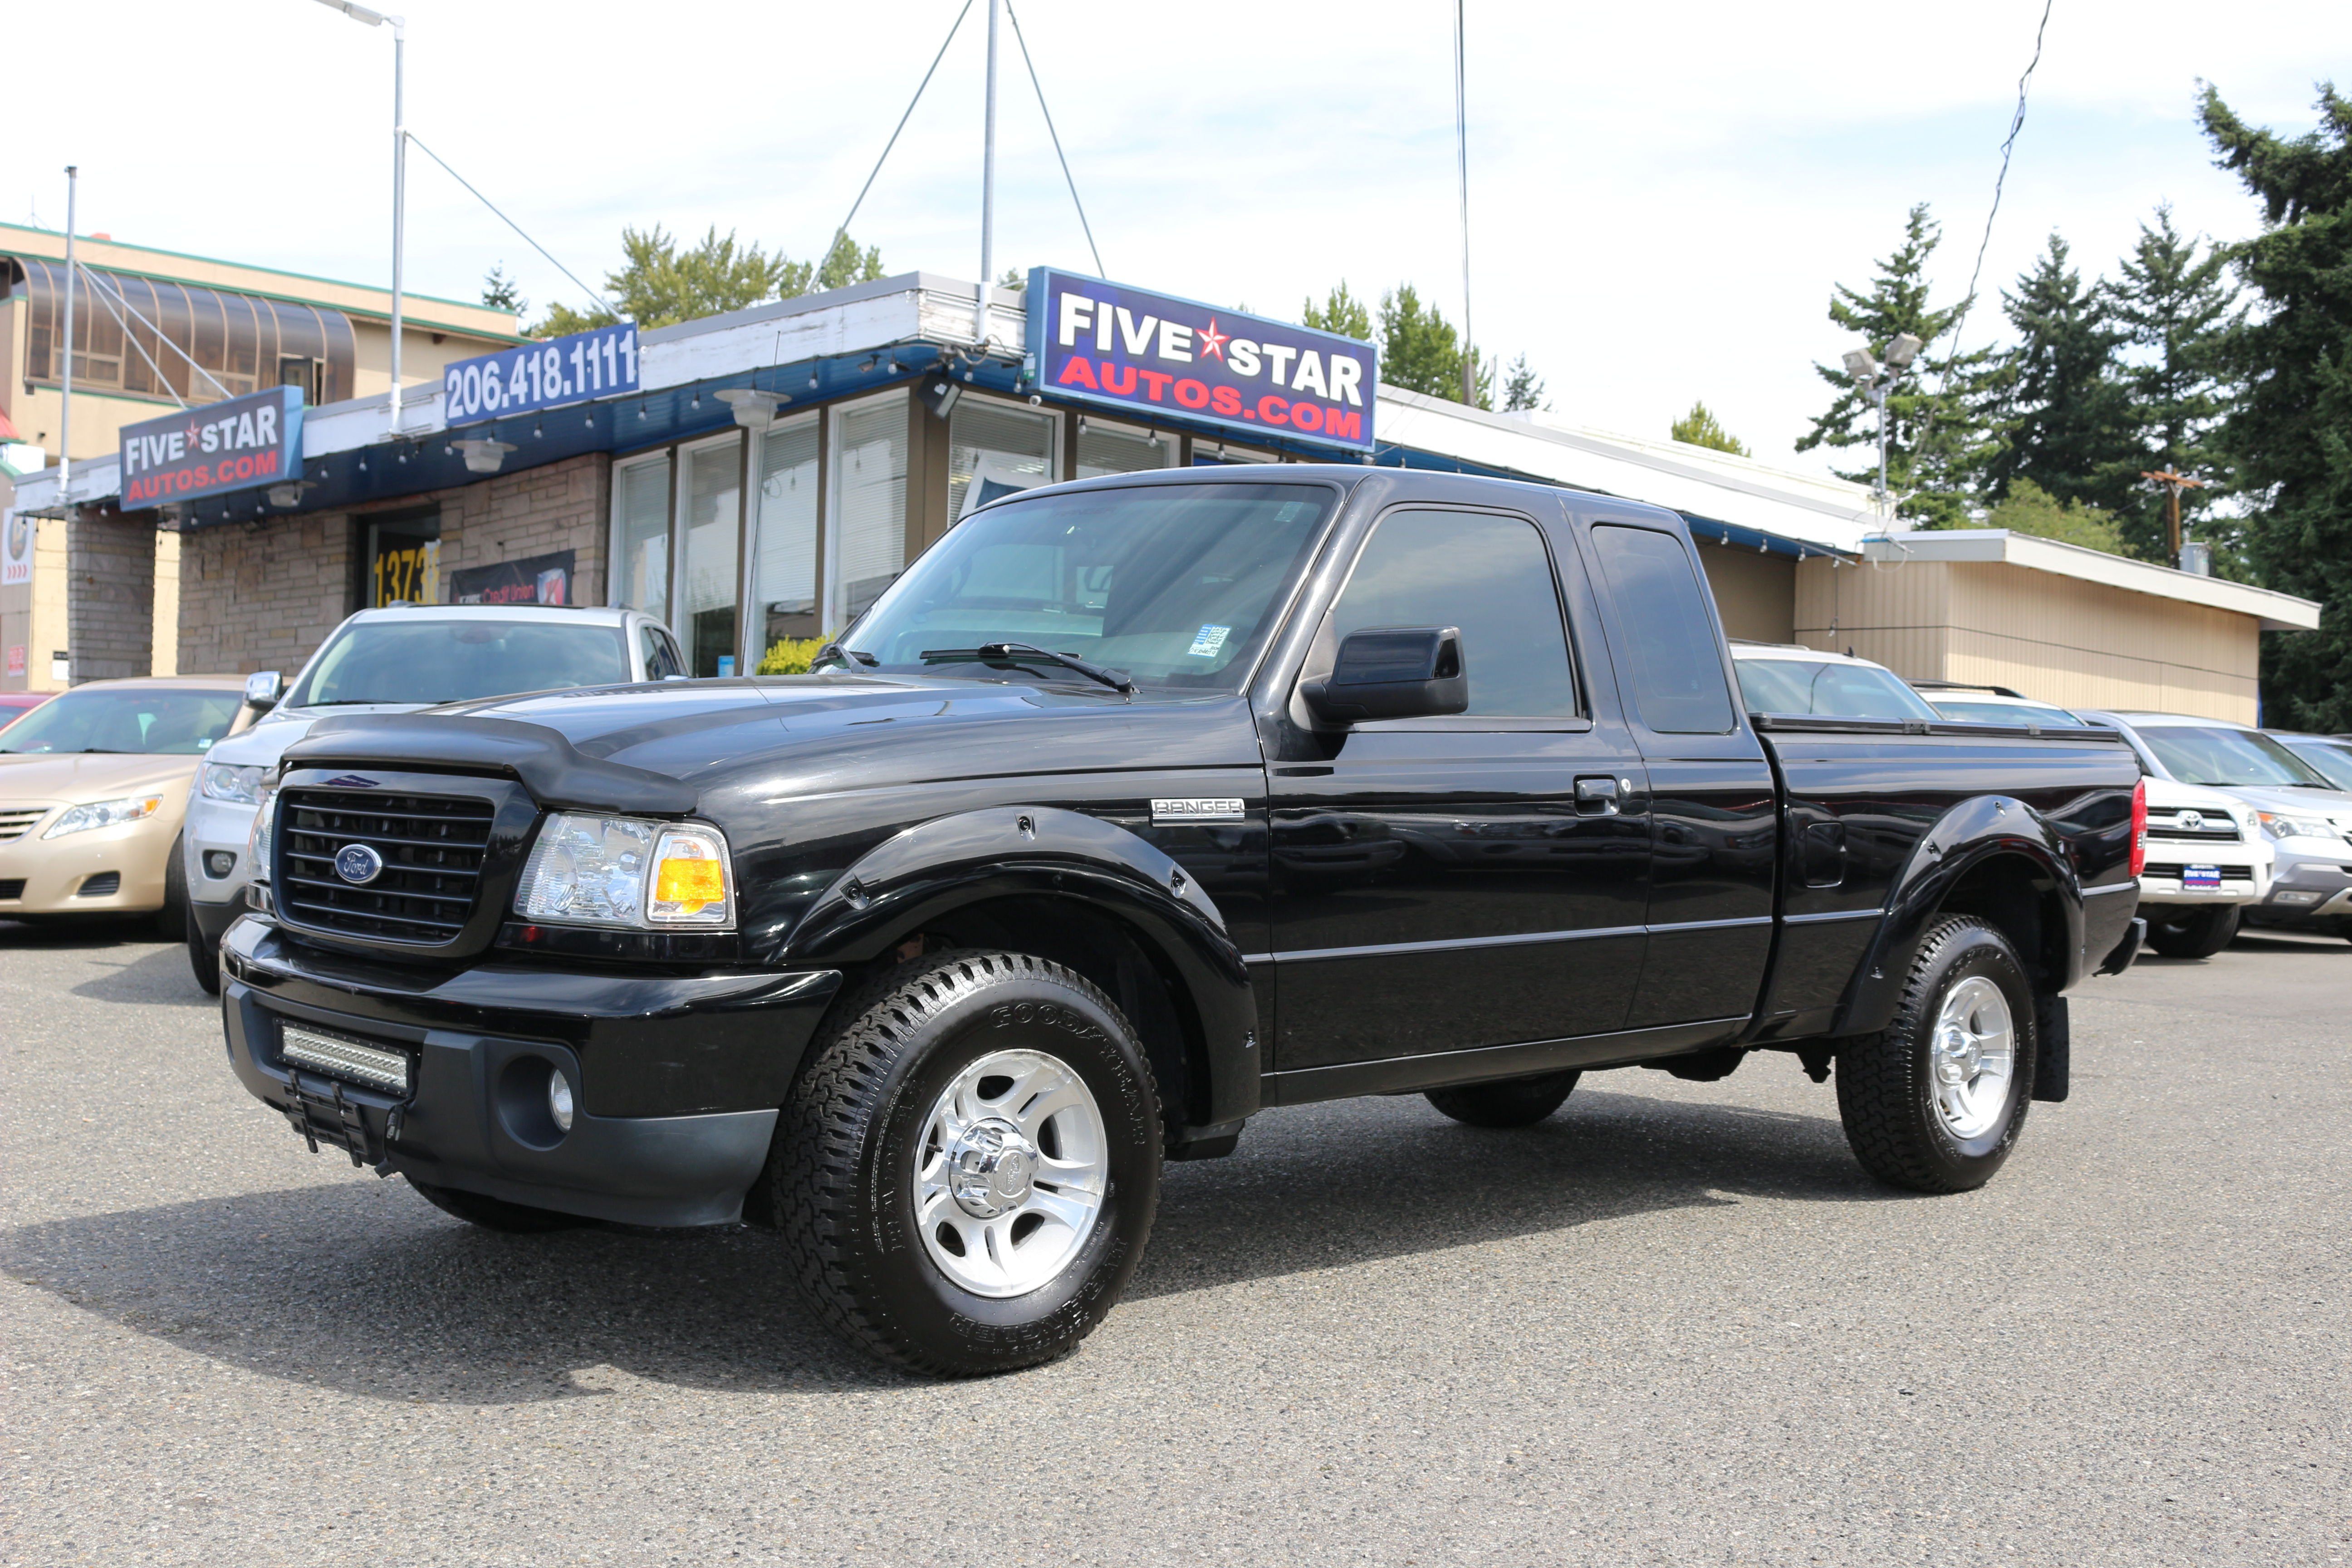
xmin=280 ymin=1023 xmax=412 ymax=1095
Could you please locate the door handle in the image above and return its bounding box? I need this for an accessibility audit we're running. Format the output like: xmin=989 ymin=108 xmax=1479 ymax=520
xmin=1575 ymin=775 xmax=1622 ymax=816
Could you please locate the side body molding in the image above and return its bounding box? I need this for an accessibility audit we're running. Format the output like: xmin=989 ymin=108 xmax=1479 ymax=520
xmin=1830 ymin=795 xmax=2087 ymax=1039
xmin=784 ymin=806 xmax=1260 ymax=1130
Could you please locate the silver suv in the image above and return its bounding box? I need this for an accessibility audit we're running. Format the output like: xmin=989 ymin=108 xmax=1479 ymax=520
xmin=184 ymin=604 xmax=685 ymax=990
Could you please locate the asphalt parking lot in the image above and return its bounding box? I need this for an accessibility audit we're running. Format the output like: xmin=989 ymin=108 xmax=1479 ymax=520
xmin=2 ymin=921 xmax=2346 ymax=1567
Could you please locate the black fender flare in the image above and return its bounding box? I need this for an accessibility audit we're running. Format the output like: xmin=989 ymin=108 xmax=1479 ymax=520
xmin=1830 ymin=795 xmax=2086 ymax=1039
xmin=782 ymin=806 xmax=1259 ymax=1129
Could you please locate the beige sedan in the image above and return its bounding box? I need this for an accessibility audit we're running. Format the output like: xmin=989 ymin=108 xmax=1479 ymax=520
xmin=0 ymin=676 xmax=256 ymax=928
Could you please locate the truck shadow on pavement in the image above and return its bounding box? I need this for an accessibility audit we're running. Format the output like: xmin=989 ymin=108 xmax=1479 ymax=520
xmin=1 ymin=1083 xmax=1895 ymax=1400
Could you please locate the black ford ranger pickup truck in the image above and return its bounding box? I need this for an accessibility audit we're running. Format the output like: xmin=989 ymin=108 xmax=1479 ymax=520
xmin=216 ymin=466 xmax=2147 ymax=1376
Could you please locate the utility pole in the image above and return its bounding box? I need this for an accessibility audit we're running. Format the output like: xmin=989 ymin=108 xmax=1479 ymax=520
xmin=2141 ymin=468 xmax=2209 ymax=565
xmin=978 ymin=0 xmax=1000 ymax=345
xmin=59 ymin=167 xmax=76 ymax=498
xmin=1454 ymin=0 xmax=1474 ymax=407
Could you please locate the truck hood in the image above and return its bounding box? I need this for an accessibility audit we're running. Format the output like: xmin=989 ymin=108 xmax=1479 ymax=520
xmin=0 ymin=750 xmax=202 ymax=805
xmin=288 ymin=675 xmax=1265 ymax=812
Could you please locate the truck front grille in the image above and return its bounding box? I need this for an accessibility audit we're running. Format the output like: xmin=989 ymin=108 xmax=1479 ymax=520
xmin=278 ymin=787 xmax=496 ymax=944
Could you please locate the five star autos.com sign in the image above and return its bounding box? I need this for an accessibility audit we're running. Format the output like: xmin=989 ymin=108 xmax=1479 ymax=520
xmin=118 ymin=386 xmax=304 ymax=507
xmin=1027 ymin=270 xmax=1377 ymax=453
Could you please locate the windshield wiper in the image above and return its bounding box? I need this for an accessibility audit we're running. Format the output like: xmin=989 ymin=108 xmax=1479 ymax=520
xmin=919 ymin=642 xmax=1133 ymax=694
xmin=809 ymin=640 xmax=879 ymax=671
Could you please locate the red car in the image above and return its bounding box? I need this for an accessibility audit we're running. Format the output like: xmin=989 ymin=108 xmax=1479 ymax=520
xmin=0 ymin=692 xmax=53 ymax=731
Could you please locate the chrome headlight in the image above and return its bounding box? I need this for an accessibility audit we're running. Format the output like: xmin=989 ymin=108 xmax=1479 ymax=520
xmin=199 ymin=762 xmax=268 ymax=804
xmin=2256 ymin=810 xmax=2337 ymax=843
xmin=42 ymin=793 xmax=166 ymax=839
xmin=514 ymin=813 xmax=735 ymax=930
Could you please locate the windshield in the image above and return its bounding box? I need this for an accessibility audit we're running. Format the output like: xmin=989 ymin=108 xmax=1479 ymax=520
xmin=0 ymin=688 xmax=243 ymax=755
xmin=1736 ymin=658 xmax=1941 ymax=722
xmin=2138 ymin=725 xmax=2332 ymax=788
xmin=2278 ymin=736 xmax=2352 ymax=793
xmin=1927 ymin=697 xmax=2087 ymax=727
xmin=285 ymin=618 xmax=632 ymax=707
xmin=843 ymin=482 xmax=1333 ymax=690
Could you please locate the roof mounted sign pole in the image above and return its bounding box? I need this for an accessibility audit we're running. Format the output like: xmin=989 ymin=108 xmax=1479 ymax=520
xmin=313 ymin=1 xmax=407 ymax=429
xmin=978 ymin=0 xmax=1000 ymax=345
xmin=59 ymin=166 xmax=76 ymax=500
xmin=1454 ymin=0 xmax=1474 ymax=407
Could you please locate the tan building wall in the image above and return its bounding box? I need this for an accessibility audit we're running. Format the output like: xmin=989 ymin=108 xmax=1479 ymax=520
xmin=176 ymin=453 xmax=609 ymax=680
xmin=1794 ymin=555 xmax=2263 ymax=722
xmin=0 ymin=511 xmax=76 ymax=693
xmin=1698 ymin=546 xmax=1797 ymax=644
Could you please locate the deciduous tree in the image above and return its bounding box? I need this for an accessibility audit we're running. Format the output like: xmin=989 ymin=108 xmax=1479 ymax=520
xmin=535 ymin=226 xmax=883 ymax=337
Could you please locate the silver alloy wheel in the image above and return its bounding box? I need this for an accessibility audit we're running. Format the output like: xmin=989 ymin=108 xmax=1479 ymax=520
xmin=915 ymin=1048 xmax=1108 ymax=1298
xmin=1931 ymin=974 xmax=2015 ymax=1140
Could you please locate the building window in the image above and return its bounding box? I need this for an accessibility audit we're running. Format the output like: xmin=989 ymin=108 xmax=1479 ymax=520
xmin=611 ymin=454 xmax=671 ymax=616
xmin=831 ymin=395 xmax=908 ymax=630
xmin=751 ymin=413 xmax=822 ymax=661
xmin=1076 ymin=416 xmax=1176 ymax=478
xmin=678 ymin=435 xmax=743 ymax=677
xmin=15 ymin=259 xmax=355 ymax=407
xmin=949 ymin=397 xmax=1058 ymax=520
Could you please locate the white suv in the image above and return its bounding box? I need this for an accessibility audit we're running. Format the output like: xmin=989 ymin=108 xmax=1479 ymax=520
xmin=1910 ymin=687 xmax=2274 ymax=959
xmin=184 ymin=604 xmax=685 ymax=990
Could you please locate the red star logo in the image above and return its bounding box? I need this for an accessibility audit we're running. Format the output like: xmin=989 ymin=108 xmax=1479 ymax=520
xmin=1197 ymin=318 xmax=1230 ymax=360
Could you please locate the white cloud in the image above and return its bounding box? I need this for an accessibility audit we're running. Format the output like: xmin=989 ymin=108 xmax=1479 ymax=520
xmin=10 ymin=0 xmax=2343 ymax=474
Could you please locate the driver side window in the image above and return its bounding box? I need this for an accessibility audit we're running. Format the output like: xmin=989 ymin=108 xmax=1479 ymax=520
xmin=1325 ymin=508 xmax=1578 ymax=719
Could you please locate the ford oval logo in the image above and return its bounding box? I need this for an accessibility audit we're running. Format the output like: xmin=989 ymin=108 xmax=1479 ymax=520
xmin=335 ymin=843 xmax=386 ymax=885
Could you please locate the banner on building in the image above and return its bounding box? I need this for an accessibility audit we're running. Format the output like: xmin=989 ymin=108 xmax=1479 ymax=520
xmin=1027 ymin=269 xmax=1377 ymax=453
xmin=449 ymin=549 xmax=573 ymax=606
xmin=118 ymin=386 xmax=304 ymax=507
xmin=442 ymin=323 xmax=638 ymax=426
xmin=2 ymin=508 xmax=32 ymax=586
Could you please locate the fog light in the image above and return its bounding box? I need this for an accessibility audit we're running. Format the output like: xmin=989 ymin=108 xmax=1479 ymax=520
xmin=204 ymin=850 xmax=237 ymax=879
xmin=548 ymin=1071 xmax=576 ymax=1133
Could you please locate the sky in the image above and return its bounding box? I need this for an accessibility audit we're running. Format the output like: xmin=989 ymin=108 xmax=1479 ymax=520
xmin=9 ymin=1 xmax=2347 ymax=479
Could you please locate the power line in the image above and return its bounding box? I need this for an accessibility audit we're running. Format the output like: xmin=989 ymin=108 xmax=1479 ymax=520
xmin=1003 ymin=0 xmax=1104 ymax=279
xmin=403 ymin=133 xmax=616 ymax=318
xmin=827 ymin=0 xmax=976 ymax=273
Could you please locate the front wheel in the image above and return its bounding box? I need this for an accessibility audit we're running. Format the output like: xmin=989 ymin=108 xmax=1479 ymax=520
xmin=774 ymin=951 xmax=1163 ymax=1377
xmin=2145 ymin=904 xmax=2240 ymax=959
xmin=1835 ymin=916 xmax=2037 ymax=1194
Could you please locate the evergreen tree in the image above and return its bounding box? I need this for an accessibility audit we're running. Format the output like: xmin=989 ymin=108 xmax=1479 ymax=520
xmin=1502 ymin=353 xmax=1546 ymax=412
xmin=480 ymin=263 xmax=527 ymax=318
xmin=1796 ymin=204 xmax=1993 ymax=526
xmin=2107 ymin=205 xmax=2240 ymax=563
xmin=2200 ymin=84 xmax=2352 ymax=729
xmin=536 ymin=225 xmax=883 ymax=337
xmin=1670 ymin=401 xmax=1748 ymax=456
xmin=1981 ymin=233 xmax=2139 ymax=522
xmin=1302 ymin=282 xmax=1374 ymax=342
xmin=1376 ymin=284 xmax=1490 ymax=407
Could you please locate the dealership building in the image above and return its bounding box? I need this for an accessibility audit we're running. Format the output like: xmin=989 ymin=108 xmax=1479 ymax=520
xmin=4 ymin=261 xmax=2318 ymax=720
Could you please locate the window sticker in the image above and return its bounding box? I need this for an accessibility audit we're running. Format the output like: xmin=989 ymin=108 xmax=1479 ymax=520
xmin=1187 ymin=624 xmax=1232 ymax=658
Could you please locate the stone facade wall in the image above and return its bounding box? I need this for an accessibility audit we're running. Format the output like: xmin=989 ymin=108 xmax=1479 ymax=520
xmin=175 ymin=452 xmax=609 ymax=679
xmin=67 ymin=512 xmax=157 ymax=683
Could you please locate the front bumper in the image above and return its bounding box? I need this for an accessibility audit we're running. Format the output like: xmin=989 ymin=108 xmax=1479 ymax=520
xmin=2243 ymin=854 xmax=2352 ymax=928
xmin=220 ymin=918 xmax=843 ymax=1226
xmin=0 ymin=808 xmax=177 ymax=916
xmin=183 ymin=789 xmax=259 ymax=919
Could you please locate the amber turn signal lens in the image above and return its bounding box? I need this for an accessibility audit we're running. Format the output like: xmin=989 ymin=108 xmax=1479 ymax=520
xmin=655 ymin=856 xmax=726 ymax=908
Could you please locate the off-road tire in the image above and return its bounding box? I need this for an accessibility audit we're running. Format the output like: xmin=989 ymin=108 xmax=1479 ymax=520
xmin=774 ymin=950 xmax=1162 ymax=1377
xmin=1425 ymin=1068 xmax=1582 ymax=1128
xmin=408 ymin=1178 xmax=591 ymax=1233
xmin=2145 ymin=904 xmax=2240 ymax=960
xmin=1834 ymin=916 xmax=2038 ymax=1194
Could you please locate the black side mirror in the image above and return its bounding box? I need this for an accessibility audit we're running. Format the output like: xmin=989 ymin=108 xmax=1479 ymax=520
xmin=1301 ymin=627 xmax=1469 ymax=725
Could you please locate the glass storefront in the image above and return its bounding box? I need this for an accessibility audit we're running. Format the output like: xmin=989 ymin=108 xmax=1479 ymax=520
xmin=612 ymin=457 xmax=670 ymax=615
xmin=679 ymin=437 xmax=742 ymax=677
xmin=830 ymin=395 xmax=907 ymax=632
xmin=948 ymin=399 xmax=1058 ymax=520
xmin=751 ymin=414 xmax=822 ymax=654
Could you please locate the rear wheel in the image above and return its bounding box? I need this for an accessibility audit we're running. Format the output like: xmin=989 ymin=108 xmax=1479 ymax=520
xmin=408 ymin=1178 xmax=592 ymax=1233
xmin=2145 ymin=904 xmax=2240 ymax=959
xmin=1425 ymin=1069 xmax=1581 ymax=1128
xmin=1835 ymin=916 xmax=2037 ymax=1194
xmin=774 ymin=950 xmax=1162 ymax=1377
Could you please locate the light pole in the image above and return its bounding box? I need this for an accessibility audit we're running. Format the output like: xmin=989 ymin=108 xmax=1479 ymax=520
xmin=315 ymin=0 xmax=408 ymax=431
xmin=1841 ymin=332 xmax=1922 ymax=524
xmin=977 ymin=0 xmax=999 ymax=344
